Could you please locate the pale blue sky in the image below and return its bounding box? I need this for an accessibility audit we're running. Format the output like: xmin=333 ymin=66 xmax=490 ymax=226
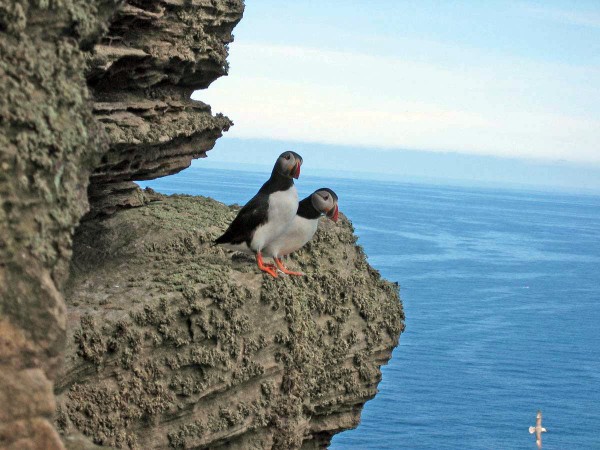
xmin=193 ymin=1 xmax=600 ymax=190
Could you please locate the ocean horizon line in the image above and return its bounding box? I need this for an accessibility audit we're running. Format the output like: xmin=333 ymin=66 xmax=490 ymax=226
xmin=186 ymin=159 xmax=600 ymax=199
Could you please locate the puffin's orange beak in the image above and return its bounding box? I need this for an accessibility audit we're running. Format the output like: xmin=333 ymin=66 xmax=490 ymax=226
xmin=328 ymin=204 xmax=339 ymax=222
xmin=292 ymin=161 xmax=301 ymax=179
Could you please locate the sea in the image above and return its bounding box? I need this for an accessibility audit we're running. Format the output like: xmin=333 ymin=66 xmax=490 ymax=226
xmin=138 ymin=166 xmax=600 ymax=450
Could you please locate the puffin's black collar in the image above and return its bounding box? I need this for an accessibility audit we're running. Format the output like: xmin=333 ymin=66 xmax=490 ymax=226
xmin=297 ymin=197 xmax=321 ymax=219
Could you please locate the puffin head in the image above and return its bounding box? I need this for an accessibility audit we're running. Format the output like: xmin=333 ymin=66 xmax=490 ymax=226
xmin=311 ymin=188 xmax=339 ymax=222
xmin=274 ymin=151 xmax=303 ymax=179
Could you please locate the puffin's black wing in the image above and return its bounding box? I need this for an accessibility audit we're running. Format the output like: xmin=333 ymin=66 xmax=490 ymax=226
xmin=215 ymin=193 xmax=270 ymax=246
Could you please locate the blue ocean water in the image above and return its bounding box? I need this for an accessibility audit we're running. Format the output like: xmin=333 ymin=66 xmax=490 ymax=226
xmin=138 ymin=167 xmax=600 ymax=450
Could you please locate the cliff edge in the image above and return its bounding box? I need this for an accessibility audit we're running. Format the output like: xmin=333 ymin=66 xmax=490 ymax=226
xmin=57 ymin=193 xmax=404 ymax=448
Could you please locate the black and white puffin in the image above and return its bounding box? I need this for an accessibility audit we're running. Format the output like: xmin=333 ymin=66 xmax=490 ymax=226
xmin=215 ymin=151 xmax=303 ymax=277
xmin=263 ymin=188 xmax=339 ymax=276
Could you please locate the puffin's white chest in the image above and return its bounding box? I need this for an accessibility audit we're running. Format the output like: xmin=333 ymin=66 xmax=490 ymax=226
xmin=250 ymin=186 xmax=298 ymax=251
xmin=264 ymin=216 xmax=319 ymax=258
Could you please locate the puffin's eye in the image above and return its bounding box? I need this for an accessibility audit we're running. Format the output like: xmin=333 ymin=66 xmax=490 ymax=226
xmin=285 ymin=154 xmax=291 ymax=160
xmin=323 ymin=195 xmax=329 ymax=200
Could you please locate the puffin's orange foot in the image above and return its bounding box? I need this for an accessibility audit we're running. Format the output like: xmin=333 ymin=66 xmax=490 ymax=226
xmin=259 ymin=265 xmax=278 ymax=278
xmin=275 ymin=258 xmax=305 ymax=276
xmin=257 ymin=252 xmax=278 ymax=278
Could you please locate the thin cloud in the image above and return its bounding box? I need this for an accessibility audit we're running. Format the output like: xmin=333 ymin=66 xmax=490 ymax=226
xmin=523 ymin=4 xmax=600 ymax=28
xmin=197 ymin=42 xmax=600 ymax=164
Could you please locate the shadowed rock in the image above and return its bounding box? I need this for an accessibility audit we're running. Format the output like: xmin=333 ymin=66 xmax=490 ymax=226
xmin=0 ymin=1 xmax=114 ymax=448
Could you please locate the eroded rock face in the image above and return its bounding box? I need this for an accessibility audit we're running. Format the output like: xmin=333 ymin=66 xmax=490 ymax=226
xmin=86 ymin=0 xmax=244 ymax=216
xmin=1 ymin=0 xmax=243 ymax=447
xmin=57 ymin=194 xmax=404 ymax=449
xmin=0 ymin=1 xmax=113 ymax=448
xmin=2 ymin=1 xmax=404 ymax=448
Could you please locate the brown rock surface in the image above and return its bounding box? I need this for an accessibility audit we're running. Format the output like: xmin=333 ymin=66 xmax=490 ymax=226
xmin=1 ymin=0 xmax=242 ymax=447
xmin=0 ymin=1 xmax=112 ymax=448
xmin=56 ymin=194 xmax=404 ymax=449
xmin=2 ymin=0 xmax=405 ymax=448
xmin=86 ymin=0 xmax=244 ymax=216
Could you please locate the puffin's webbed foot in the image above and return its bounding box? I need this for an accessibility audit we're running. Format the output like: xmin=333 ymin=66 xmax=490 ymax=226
xmin=256 ymin=252 xmax=278 ymax=278
xmin=275 ymin=258 xmax=304 ymax=276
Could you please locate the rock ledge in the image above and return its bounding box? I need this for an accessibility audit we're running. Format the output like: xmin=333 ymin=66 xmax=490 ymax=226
xmin=57 ymin=194 xmax=404 ymax=449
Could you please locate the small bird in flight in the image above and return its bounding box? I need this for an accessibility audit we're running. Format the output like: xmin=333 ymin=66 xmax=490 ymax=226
xmin=528 ymin=410 xmax=547 ymax=449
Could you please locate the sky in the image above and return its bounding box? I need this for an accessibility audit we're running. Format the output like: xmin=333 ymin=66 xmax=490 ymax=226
xmin=193 ymin=0 xmax=600 ymax=191
xmin=193 ymin=138 xmax=600 ymax=194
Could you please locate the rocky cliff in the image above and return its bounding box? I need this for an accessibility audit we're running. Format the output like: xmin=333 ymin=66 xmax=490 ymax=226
xmin=56 ymin=193 xmax=403 ymax=449
xmin=0 ymin=1 xmax=404 ymax=449
xmin=1 ymin=1 xmax=113 ymax=448
xmin=86 ymin=0 xmax=243 ymax=217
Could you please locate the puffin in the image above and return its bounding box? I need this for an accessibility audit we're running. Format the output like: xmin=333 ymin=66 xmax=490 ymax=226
xmin=215 ymin=151 xmax=303 ymax=277
xmin=263 ymin=188 xmax=339 ymax=276
xmin=528 ymin=410 xmax=547 ymax=449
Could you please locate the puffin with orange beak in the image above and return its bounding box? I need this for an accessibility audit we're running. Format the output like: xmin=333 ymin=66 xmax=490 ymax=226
xmin=215 ymin=151 xmax=303 ymax=277
xmin=263 ymin=188 xmax=339 ymax=276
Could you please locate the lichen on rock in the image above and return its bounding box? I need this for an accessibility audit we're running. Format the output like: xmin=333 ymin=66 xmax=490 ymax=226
xmin=85 ymin=0 xmax=245 ymax=217
xmin=0 ymin=1 xmax=112 ymax=448
xmin=56 ymin=194 xmax=404 ymax=449
xmin=1 ymin=0 xmax=404 ymax=448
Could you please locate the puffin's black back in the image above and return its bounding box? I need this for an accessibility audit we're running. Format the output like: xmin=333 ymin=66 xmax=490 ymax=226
xmin=214 ymin=172 xmax=294 ymax=246
xmin=214 ymin=192 xmax=269 ymax=245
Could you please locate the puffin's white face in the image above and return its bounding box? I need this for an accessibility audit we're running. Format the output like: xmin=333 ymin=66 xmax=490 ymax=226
xmin=311 ymin=188 xmax=339 ymax=222
xmin=274 ymin=151 xmax=303 ymax=179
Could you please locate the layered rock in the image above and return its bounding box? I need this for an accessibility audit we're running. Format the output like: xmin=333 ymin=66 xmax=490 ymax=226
xmin=86 ymin=0 xmax=244 ymax=216
xmin=0 ymin=1 xmax=114 ymax=448
xmin=56 ymin=194 xmax=404 ymax=449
